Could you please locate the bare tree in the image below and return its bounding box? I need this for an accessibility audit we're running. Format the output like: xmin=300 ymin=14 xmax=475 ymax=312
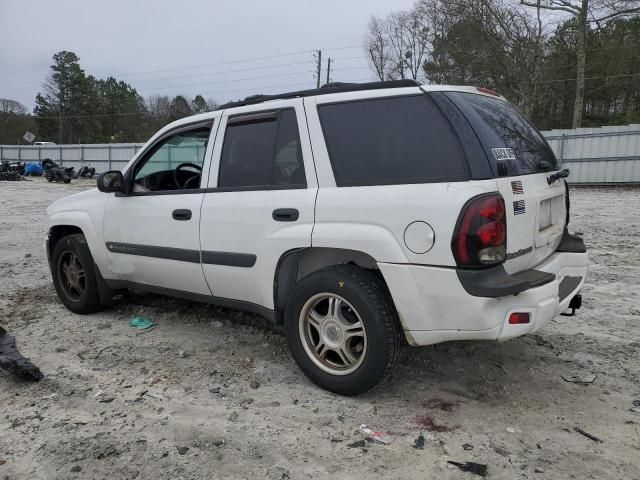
xmin=146 ymin=94 xmax=171 ymax=120
xmin=364 ymin=6 xmax=432 ymax=81
xmin=205 ymin=97 xmax=219 ymax=111
xmin=364 ymin=16 xmax=394 ymax=80
xmin=0 ymin=98 xmax=27 ymax=115
xmin=520 ymin=0 xmax=640 ymax=127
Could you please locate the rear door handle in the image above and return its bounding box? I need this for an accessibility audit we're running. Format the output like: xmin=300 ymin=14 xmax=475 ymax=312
xmin=272 ymin=208 xmax=299 ymax=222
xmin=172 ymin=209 xmax=192 ymax=221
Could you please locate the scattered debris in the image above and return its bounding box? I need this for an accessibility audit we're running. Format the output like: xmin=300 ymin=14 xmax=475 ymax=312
xmin=0 ymin=326 xmax=44 ymax=381
xmin=630 ymin=407 xmax=640 ymax=414
xmin=447 ymin=461 xmax=488 ymax=477
xmin=463 ymin=443 xmax=474 ymax=451
xmin=176 ymin=446 xmax=189 ymax=455
xmin=0 ymin=460 xmax=6 ymax=466
xmin=97 ymin=396 xmax=115 ymax=403
xmin=250 ymin=379 xmax=260 ymax=389
xmin=41 ymin=393 xmax=58 ymax=400
xmin=535 ymin=467 xmax=545 ymax=473
xmin=266 ymin=465 xmax=290 ymax=480
xmin=562 ymin=372 xmax=596 ymax=384
xmin=359 ymin=425 xmax=395 ymax=444
xmin=413 ymin=433 xmax=426 ymax=450
xmin=632 ymin=399 xmax=640 ymax=407
xmin=129 ymin=316 xmax=156 ymax=330
xmin=574 ymin=427 xmax=603 ymax=443
xmin=493 ymin=446 xmax=511 ymax=457
xmin=70 ymin=465 xmax=81 ymax=473
xmin=506 ymin=427 xmax=522 ymax=434
xmin=347 ymin=440 xmax=367 ymax=448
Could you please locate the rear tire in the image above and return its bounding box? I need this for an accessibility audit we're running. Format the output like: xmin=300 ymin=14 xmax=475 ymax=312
xmin=51 ymin=234 xmax=104 ymax=314
xmin=284 ymin=265 xmax=403 ymax=395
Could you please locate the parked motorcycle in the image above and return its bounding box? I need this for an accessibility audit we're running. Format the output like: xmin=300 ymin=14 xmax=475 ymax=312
xmin=74 ymin=162 xmax=96 ymax=179
xmin=42 ymin=158 xmax=74 ymax=183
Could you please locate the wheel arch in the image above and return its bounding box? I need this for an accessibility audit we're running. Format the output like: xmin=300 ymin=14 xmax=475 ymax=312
xmin=47 ymin=224 xmax=85 ymax=260
xmin=273 ymin=247 xmax=387 ymax=324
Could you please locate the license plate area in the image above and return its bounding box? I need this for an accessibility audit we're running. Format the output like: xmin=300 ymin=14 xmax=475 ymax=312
xmin=535 ymin=192 xmax=565 ymax=248
xmin=538 ymin=195 xmax=563 ymax=232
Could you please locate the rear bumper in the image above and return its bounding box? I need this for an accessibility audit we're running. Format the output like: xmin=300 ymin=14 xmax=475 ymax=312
xmin=378 ymin=246 xmax=588 ymax=346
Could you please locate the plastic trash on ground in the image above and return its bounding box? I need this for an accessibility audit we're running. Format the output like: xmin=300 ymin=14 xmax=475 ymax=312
xmin=359 ymin=424 xmax=395 ymax=444
xmin=129 ymin=316 xmax=156 ymax=330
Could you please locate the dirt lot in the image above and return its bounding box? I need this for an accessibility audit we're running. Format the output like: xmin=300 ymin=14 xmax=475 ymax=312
xmin=0 ymin=178 xmax=639 ymax=480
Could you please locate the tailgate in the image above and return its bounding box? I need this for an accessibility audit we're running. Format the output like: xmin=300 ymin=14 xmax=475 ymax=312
xmin=442 ymin=90 xmax=567 ymax=274
xmin=496 ymin=174 xmax=566 ymax=274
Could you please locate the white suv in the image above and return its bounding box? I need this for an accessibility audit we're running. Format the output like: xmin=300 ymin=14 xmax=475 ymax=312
xmin=46 ymin=80 xmax=588 ymax=395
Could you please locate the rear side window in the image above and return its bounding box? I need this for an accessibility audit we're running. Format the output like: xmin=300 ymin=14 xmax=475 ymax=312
xmin=446 ymin=92 xmax=557 ymax=176
xmin=218 ymin=109 xmax=305 ymax=188
xmin=318 ymin=95 xmax=468 ymax=187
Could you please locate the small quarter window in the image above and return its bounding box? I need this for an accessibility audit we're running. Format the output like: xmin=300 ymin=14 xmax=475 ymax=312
xmin=318 ymin=95 xmax=468 ymax=186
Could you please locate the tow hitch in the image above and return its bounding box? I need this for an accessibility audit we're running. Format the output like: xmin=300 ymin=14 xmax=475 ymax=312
xmin=561 ymin=293 xmax=582 ymax=317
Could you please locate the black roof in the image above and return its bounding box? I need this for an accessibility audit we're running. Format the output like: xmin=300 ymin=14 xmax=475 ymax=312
xmin=216 ymin=79 xmax=421 ymax=110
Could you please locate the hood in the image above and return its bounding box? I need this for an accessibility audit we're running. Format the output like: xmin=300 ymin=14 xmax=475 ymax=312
xmin=47 ymin=188 xmax=102 ymax=217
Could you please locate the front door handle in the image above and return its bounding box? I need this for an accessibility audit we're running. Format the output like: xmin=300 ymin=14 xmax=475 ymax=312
xmin=272 ymin=208 xmax=299 ymax=222
xmin=172 ymin=209 xmax=192 ymax=221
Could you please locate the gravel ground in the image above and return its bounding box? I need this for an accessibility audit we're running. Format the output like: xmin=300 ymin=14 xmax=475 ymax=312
xmin=0 ymin=178 xmax=639 ymax=480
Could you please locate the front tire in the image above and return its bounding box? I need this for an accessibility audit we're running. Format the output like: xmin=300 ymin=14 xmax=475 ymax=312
xmin=284 ymin=265 xmax=403 ymax=395
xmin=51 ymin=234 xmax=103 ymax=314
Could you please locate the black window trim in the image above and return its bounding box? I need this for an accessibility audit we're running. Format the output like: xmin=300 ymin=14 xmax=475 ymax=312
xmin=316 ymin=93 xmax=471 ymax=188
xmin=443 ymin=91 xmax=558 ymax=178
xmin=216 ymin=107 xmax=307 ymax=191
xmin=118 ymin=119 xmax=215 ymax=197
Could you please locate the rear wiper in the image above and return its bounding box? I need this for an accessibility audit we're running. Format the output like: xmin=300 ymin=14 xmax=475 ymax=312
xmin=547 ymin=169 xmax=570 ymax=185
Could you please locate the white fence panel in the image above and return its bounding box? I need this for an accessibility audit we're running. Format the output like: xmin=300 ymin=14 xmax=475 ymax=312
xmin=2 ymin=123 xmax=639 ymax=183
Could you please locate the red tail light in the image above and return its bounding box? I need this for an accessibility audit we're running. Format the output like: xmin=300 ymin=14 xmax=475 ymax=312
xmin=452 ymin=193 xmax=506 ymax=267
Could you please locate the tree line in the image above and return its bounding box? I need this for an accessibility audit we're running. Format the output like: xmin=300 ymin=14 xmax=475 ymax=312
xmin=1 ymin=0 xmax=639 ymax=145
xmin=364 ymin=0 xmax=640 ymax=130
xmin=0 ymin=51 xmax=218 ymax=144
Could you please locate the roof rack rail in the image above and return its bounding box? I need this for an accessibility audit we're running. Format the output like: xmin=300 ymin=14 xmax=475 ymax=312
xmin=217 ymin=79 xmax=421 ymax=110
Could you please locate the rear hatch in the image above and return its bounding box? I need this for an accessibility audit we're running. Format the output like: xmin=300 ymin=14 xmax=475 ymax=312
xmin=445 ymin=91 xmax=566 ymax=274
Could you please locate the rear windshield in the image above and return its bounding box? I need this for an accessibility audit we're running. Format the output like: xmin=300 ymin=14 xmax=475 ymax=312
xmin=446 ymin=92 xmax=558 ymax=176
xmin=318 ymin=95 xmax=468 ymax=186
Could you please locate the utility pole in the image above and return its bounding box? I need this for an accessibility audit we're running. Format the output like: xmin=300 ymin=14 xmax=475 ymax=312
xmin=326 ymin=58 xmax=331 ymax=85
xmin=316 ymin=50 xmax=322 ymax=88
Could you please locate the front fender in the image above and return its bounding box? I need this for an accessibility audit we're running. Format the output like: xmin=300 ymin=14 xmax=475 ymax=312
xmin=46 ymin=189 xmax=111 ymax=278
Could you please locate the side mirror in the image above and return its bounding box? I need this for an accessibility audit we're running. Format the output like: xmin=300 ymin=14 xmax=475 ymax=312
xmin=97 ymin=170 xmax=125 ymax=193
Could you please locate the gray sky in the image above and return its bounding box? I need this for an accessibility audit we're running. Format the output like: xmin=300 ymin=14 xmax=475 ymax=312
xmin=0 ymin=0 xmax=416 ymax=111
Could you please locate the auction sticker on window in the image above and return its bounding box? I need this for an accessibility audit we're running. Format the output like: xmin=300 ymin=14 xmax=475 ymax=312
xmin=492 ymin=147 xmax=516 ymax=161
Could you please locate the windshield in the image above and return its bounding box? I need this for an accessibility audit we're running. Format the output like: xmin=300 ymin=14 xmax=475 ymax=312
xmin=446 ymin=92 xmax=558 ymax=177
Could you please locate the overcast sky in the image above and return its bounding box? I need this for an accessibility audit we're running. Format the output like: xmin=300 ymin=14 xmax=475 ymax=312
xmin=0 ymin=0 xmax=416 ymax=111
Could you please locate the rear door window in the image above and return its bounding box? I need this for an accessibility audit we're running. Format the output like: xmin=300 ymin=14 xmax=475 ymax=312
xmin=318 ymin=95 xmax=468 ymax=187
xmin=445 ymin=92 xmax=558 ymax=177
xmin=218 ymin=109 xmax=305 ymax=188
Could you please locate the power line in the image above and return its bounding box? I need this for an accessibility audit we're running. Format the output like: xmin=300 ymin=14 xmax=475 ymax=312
xmin=0 ymin=49 xmax=316 ymax=87
xmin=535 ymin=72 xmax=640 ymax=84
xmin=142 ymin=69 xmax=315 ymax=91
